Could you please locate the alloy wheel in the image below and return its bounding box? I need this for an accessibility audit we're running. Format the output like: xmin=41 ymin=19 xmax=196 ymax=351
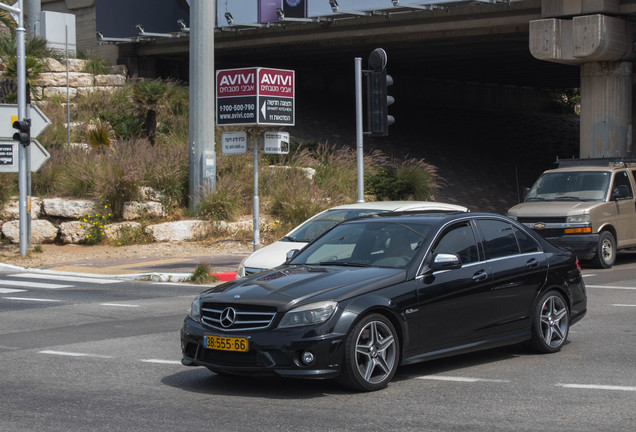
xmin=354 ymin=320 xmax=397 ymax=384
xmin=540 ymin=295 xmax=568 ymax=348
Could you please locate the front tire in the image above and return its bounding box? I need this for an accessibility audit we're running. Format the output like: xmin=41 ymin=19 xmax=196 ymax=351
xmin=338 ymin=313 xmax=399 ymax=392
xmin=592 ymin=231 xmax=616 ymax=269
xmin=528 ymin=291 xmax=569 ymax=353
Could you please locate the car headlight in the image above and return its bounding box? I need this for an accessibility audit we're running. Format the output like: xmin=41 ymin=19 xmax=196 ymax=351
xmin=567 ymin=214 xmax=591 ymax=224
xmin=236 ymin=258 xmax=247 ymax=278
xmin=188 ymin=297 xmax=202 ymax=322
xmin=278 ymin=301 xmax=337 ymax=328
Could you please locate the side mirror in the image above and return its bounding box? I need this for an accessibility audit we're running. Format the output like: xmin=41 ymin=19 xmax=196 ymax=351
xmin=522 ymin=187 xmax=531 ymax=201
xmin=286 ymin=249 xmax=300 ymax=262
xmin=428 ymin=253 xmax=462 ymax=272
xmin=613 ymin=184 xmax=630 ymax=200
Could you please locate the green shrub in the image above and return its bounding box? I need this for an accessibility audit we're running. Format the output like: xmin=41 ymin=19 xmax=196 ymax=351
xmin=187 ymin=264 xmax=217 ymax=284
xmin=366 ymin=157 xmax=438 ymax=201
xmin=113 ymin=224 xmax=152 ymax=246
xmin=82 ymin=57 xmax=110 ymax=75
xmin=197 ymin=184 xmax=241 ymax=222
xmin=78 ymin=206 xmax=112 ymax=245
xmin=0 ymin=173 xmax=17 ymax=207
xmin=92 ymin=142 xmax=143 ymax=217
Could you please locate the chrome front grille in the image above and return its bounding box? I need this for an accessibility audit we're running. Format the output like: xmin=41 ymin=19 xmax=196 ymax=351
xmin=201 ymin=303 xmax=277 ymax=331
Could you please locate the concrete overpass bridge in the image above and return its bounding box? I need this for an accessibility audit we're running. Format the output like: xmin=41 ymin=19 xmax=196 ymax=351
xmin=100 ymin=0 xmax=636 ymax=161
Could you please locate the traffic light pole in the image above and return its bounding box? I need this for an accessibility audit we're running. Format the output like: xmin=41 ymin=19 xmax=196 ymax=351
xmin=0 ymin=1 xmax=30 ymax=256
xmin=355 ymin=57 xmax=364 ymax=203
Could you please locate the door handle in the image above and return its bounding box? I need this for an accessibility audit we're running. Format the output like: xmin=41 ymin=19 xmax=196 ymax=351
xmin=526 ymin=258 xmax=539 ymax=268
xmin=472 ymin=270 xmax=488 ymax=282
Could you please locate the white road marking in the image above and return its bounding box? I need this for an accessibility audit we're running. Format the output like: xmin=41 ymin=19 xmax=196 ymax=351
xmin=0 ymin=288 xmax=26 ymax=294
xmin=585 ymin=285 xmax=636 ymax=291
xmin=140 ymin=359 xmax=182 ymax=365
xmin=417 ymin=375 xmax=510 ymax=383
xmin=610 ymin=304 xmax=636 ymax=307
xmin=3 ymin=297 xmax=60 ymax=302
xmin=582 ymin=274 xmax=596 ymax=278
xmin=39 ymin=350 xmax=114 ymax=359
xmin=9 ymin=273 xmax=122 ymax=284
xmin=100 ymin=303 xmax=139 ymax=308
xmin=0 ymin=280 xmax=72 ymax=289
xmin=557 ymin=384 xmax=636 ymax=392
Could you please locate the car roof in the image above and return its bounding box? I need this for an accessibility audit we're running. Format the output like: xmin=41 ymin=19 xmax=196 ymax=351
xmin=341 ymin=211 xmax=510 ymax=226
xmin=543 ymin=166 xmax=623 ymax=174
xmin=326 ymin=201 xmax=468 ymax=212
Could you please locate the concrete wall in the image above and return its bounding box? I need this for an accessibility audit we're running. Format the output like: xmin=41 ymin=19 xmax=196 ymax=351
xmin=41 ymin=0 xmax=118 ymax=64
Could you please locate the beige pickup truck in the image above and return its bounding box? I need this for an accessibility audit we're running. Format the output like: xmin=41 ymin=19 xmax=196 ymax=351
xmin=507 ymin=159 xmax=636 ymax=268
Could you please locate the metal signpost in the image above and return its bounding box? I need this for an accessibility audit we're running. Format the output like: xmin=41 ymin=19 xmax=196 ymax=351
xmin=217 ymin=67 xmax=295 ymax=251
xmin=0 ymin=1 xmax=30 ymax=256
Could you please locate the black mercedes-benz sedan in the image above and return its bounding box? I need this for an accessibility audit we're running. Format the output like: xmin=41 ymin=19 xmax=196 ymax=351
xmin=181 ymin=212 xmax=587 ymax=391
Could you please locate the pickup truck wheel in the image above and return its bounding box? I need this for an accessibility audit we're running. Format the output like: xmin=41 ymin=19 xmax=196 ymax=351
xmin=592 ymin=231 xmax=616 ymax=269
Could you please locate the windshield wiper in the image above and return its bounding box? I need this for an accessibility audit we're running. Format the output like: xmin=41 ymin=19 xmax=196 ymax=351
xmin=318 ymin=261 xmax=371 ymax=267
xmin=282 ymin=236 xmax=311 ymax=242
xmin=554 ymin=195 xmax=583 ymax=201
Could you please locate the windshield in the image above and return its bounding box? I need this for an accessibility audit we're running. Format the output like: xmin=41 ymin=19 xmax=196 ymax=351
xmin=526 ymin=171 xmax=611 ymax=202
xmin=282 ymin=208 xmax=391 ymax=243
xmin=289 ymin=221 xmax=431 ymax=269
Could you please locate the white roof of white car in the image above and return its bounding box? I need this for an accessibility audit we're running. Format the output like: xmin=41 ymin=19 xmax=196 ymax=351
xmin=326 ymin=201 xmax=468 ymax=212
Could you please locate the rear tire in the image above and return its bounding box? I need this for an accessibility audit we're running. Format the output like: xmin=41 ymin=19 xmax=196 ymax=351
xmin=592 ymin=231 xmax=616 ymax=269
xmin=338 ymin=313 xmax=399 ymax=392
xmin=528 ymin=291 xmax=569 ymax=354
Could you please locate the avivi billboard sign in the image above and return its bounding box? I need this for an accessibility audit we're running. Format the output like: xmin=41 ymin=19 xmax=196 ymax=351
xmin=216 ymin=67 xmax=295 ymax=127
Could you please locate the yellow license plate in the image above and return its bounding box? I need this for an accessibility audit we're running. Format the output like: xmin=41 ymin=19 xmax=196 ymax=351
xmin=204 ymin=335 xmax=249 ymax=352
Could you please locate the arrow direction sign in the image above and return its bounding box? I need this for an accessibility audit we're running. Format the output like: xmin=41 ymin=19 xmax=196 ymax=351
xmin=0 ymin=103 xmax=51 ymax=138
xmin=0 ymin=139 xmax=50 ymax=173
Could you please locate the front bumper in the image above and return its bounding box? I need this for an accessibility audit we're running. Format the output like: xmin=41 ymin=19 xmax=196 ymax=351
xmin=543 ymin=233 xmax=599 ymax=260
xmin=180 ymin=318 xmax=346 ymax=379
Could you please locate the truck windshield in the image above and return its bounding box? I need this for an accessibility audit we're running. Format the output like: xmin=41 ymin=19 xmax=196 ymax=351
xmin=526 ymin=171 xmax=610 ymax=202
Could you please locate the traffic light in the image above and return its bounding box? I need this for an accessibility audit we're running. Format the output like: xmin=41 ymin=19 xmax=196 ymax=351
xmin=12 ymin=119 xmax=31 ymax=146
xmin=366 ymin=48 xmax=395 ymax=136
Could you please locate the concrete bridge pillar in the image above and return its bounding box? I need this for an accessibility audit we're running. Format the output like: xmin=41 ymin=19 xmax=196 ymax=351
xmin=580 ymin=61 xmax=632 ymax=158
xmin=530 ymin=4 xmax=634 ymax=158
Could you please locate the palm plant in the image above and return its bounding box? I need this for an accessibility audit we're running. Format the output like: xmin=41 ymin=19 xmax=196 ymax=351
xmin=132 ymin=79 xmax=168 ymax=146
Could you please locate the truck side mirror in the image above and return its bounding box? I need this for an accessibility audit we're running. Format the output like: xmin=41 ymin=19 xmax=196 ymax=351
xmin=522 ymin=187 xmax=531 ymax=200
xmin=613 ymin=184 xmax=630 ymax=200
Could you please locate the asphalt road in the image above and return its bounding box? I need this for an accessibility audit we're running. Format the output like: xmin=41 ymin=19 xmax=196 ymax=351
xmin=0 ymin=259 xmax=634 ymax=432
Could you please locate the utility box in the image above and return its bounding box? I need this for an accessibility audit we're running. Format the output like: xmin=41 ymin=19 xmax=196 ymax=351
xmin=40 ymin=11 xmax=77 ymax=57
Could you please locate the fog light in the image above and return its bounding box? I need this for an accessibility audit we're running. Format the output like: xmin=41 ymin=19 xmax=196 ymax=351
xmin=301 ymin=351 xmax=315 ymax=365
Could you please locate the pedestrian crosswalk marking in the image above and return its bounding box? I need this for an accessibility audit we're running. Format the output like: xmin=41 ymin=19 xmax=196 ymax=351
xmin=0 ymin=288 xmax=26 ymax=294
xmin=0 ymin=280 xmax=72 ymax=289
xmin=9 ymin=273 xmax=122 ymax=284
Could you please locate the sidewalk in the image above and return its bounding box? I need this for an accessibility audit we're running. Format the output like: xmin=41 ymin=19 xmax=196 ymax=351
xmin=0 ymin=249 xmax=249 ymax=282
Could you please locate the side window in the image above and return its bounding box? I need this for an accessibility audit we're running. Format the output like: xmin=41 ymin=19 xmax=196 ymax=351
xmin=513 ymin=226 xmax=540 ymax=254
xmin=612 ymin=171 xmax=633 ymax=198
xmin=477 ymin=219 xmax=520 ymax=259
xmin=431 ymin=222 xmax=479 ymax=264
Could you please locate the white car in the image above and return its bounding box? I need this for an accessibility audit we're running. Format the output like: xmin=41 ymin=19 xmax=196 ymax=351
xmin=236 ymin=201 xmax=468 ymax=278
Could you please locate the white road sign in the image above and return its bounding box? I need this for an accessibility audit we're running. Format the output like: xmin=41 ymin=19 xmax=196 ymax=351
xmin=0 ymin=139 xmax=51 ymax=173
xmin=221 ymin=131 xmax=248 ymax=154
xmin=0 ymin=104 xmax=51 ymax=139
xmin=263 ymin=131 xmax=290 ymax=154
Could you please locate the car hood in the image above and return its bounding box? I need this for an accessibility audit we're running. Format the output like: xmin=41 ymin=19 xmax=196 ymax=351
xmin=508 ymin=200 xmax=601 ymax=217
xmin=200 ymin=266 xmax=406 ymax=311
xmin=242 ymin=240 xmax=308 ymax=271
